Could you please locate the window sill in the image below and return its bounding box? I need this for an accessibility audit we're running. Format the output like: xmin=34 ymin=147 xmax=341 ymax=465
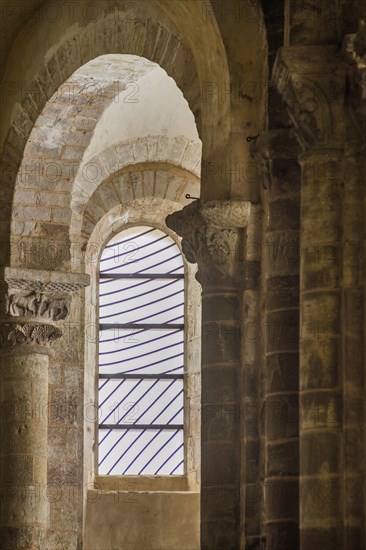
xmin=95 ymin=474 xmax=190 ymax=492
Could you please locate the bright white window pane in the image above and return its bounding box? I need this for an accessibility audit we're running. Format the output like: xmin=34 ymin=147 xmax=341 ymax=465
xmin=99 ymin=429 xmax=184 ymax=475
xmin=100 ymin=227 xmax=184 ymax=275
xmin=99 ymin=277 xmax=184 ymax=324
xmin=98 ymin=226 xmax=185 ymax=475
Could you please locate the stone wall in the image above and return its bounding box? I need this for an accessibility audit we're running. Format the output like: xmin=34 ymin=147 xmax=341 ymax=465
xmin=0 ymin=1 xmax=365 ymax=549
xmin=83 ymin=490 xmax=199 ymax=550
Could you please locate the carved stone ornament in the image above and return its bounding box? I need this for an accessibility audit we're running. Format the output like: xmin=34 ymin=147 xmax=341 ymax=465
xmin=6 ymin=292 xmax=71 ymax=321
xmin=272 ymin=46 xmax=346 ymax=150
xmin=166 ymin=200 xmax=251 ymax=287
xmin=344 ymin=18 xmax=366 ymax=120
xmin=250 ymin=129 xmax=301 ymax=190
xmin=3 ymin=267 xmax=90 ymax=295
xmin=0 ymin=267 xmax=90 ymax=348
xmin=0 ymin=322 xmax=62 ymax=347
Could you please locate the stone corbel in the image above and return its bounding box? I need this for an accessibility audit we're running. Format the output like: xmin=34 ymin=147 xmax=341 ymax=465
xmin=0 ymin=268 xmax=90 ymax=347
xmin=166 ymin=200 xmax=251 ymax=288
xmin=272 ymin=45 xmax=347 ymax=151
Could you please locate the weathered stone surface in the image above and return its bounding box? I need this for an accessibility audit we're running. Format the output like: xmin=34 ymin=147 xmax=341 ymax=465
xmin=84 ymin=491 xmax=199 ymax=550
xmin=0 ymin=4 xmax=364 ymax=550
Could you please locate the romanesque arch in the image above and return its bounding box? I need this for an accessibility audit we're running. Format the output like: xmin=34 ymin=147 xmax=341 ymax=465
xmin=1 ymin=0 xmax=227 ymax=270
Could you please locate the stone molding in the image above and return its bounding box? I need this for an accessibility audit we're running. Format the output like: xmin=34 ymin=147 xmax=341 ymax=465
xmin=0 ymin=268 xmax=89 ymax=347
xmin=166 ymin=200 xmax=251 ymax=287
xmin=272 ymin=46 xmax=347 ymax=150
xmin=3 ymin=267 xmax=90 ymax=294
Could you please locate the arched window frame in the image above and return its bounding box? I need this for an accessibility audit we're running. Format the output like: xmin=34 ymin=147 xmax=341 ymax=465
xmin=84 ymin=200 xmax=201 ymax=493
xmin=98 ymin=224 xmax=186 ymax=477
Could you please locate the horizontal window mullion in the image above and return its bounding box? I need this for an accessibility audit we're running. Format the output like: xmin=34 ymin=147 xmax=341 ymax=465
xmin=99 ymin=373 xmax=184 ymax=380
xmin=99 ymin=323 xmax=184 ymax=331
xmin=99 ymin=273 xmax=184 ymax=280
xmin=99 ymin=424 xmax=184 ymax=430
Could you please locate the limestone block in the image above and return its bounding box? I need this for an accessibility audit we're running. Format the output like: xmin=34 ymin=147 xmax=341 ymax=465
xmin=84 ymin=491 xmax=199 ymax=550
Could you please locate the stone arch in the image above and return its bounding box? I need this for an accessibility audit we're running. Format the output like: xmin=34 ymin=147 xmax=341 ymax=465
xmin=78 ymin=162 xmax=200 ymax=247
xmin=70 ymin=136 xmax=201 ymax=237
xmin=10 ymin=53 xmax=200 ymax=232
xmin=10 ymin=134 xmax=200 ymax=272
xmin=0 ymin=1 xmax=203 ymax=149
xmin=8 ymin=58 xmax=201 ymax=271
xmin=1 ymin=0 xmax=230 ymax=268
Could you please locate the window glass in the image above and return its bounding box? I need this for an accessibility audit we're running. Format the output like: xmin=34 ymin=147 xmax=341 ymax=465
xmin=98 ymin=226 xmax=185 ymax=475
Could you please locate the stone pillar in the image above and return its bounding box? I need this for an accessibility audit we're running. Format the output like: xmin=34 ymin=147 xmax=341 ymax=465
xmin=240 ymin=203 xmax=262 ymax=550
xmin=273 ymin=45 xmax=352 ymax=549
xmin=166 ymin=200 xmax=251 ymax=550
xmin=298 ymin=149 xmax=345 ymax=549
xmin=337 ymin=146 xmax=365 ymax=549
xmin=340 ymin=29 xmax=366 ymax=548
xmin=252 ymin=129 xmax=301 ymax=549
xmin=0 ymin=268 xmax=89 ymax=550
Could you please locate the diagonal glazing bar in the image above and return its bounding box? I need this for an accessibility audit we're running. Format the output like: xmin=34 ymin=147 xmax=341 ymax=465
xmin=101 ymin=234 xmax=168 ymax=263
xmin=98 ymin=225 xmax=186 ymax=475
xmin=138 ymin=430 xmax=180 ymax=474
xmin=104 ymin=227 xmax=155 ymax=250
xmin=154 ymin=443 xmax=184 ymax=475
xmin=99 ymin=289 xmax=184 ymax=319
xmin=100 ymin=243 xmax=177 ymax=273
xmin=99 ymin=278 xmax=182 ymax=307
xmin=99 ymin=329 xmax=183 ymax=356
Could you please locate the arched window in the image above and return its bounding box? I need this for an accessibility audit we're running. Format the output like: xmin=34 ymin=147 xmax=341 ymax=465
xmin=97 ymin=225 xmax=185 ymax=475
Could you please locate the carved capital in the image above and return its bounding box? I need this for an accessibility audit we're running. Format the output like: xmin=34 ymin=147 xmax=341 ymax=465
xmin=250 ymin=129 xmax=301 ymax=190
xmin=5 ymin=291 xmax=72 ymax=321
xmin=344 ymin=19 xmax=366 ymax=126
xmin=166 ymin=200 xmax=251 ymax=288
xmin=272 ymin=46 xmax=347 ymax=150
xmin=0 ymin=268 xmax=89 ymax=348
xmin=0 ymin=320 xmax=62 ymax=348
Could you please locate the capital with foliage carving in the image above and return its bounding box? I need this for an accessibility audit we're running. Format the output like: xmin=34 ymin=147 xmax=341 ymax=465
xmin=0 ymin=321 xmax=62 ymax=348
xmin=272 ymin=46 xmax=347 ymax=150
xmin=166 ymin=200 xmax=251 ymax=288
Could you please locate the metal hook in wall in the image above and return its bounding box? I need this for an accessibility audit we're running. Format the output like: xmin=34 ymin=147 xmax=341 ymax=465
xmin=185 ymin=194 xmax=200 ymax=201
xmin=246 ymin=134 xmax=259 ymax=142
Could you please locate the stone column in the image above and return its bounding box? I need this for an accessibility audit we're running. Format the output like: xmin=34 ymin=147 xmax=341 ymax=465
xmin=341 ymin=28 xmax=366 ymax=548
xmin=240 ymin=203 xmax=262 ymax=550
xmin=252 ymin=129 xmax=301 ymax=549
xmin=299 ymin=148 xmax=345 ymax=549
xmin=166 ymin=200 xmax=251 ymax=550
xmin=273 ymin=46 xmax=350 ymax=549
xmin=0 ymin=268 xmax=89 ymax=550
